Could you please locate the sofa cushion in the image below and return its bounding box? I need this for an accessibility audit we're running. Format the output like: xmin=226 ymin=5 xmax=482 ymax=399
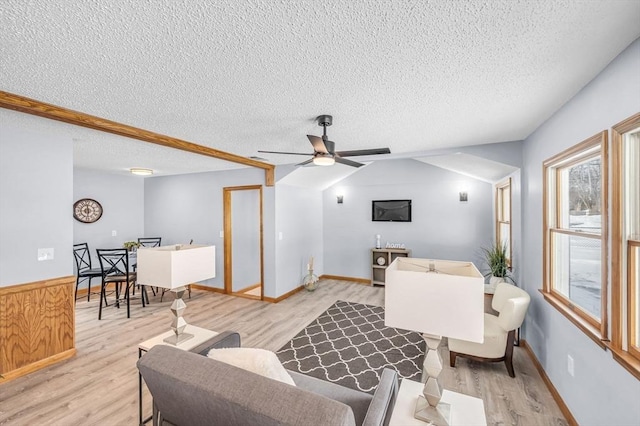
xmin=289 ymin=370 xmax=372 ymax=425
xmin=207 ymin=347 xmax=296 ymax=386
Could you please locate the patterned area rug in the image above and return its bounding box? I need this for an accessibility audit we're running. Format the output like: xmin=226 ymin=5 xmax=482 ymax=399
xmin=277 ymin=300 xmax=425 ymax=393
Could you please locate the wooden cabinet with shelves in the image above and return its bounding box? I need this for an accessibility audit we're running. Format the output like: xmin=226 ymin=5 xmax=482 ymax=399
xmin=371 ymin=248 xmax=411 ymax=286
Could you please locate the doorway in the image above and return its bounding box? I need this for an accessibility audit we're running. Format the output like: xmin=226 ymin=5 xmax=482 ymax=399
xmin=223 ymin=185 xmax=263 ymax=300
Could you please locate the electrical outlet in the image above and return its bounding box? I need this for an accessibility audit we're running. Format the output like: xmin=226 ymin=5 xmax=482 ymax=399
xmin=567 ymin=355 xmax=574 ymax=377
xmin=37 ymin=248 xmax=54 ymax=261
xmin=112 ymin=230 xmax=117 ymax=237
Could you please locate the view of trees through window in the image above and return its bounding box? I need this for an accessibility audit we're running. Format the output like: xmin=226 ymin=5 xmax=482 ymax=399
xmin=569 ymin=158 xmax=602 ymax=218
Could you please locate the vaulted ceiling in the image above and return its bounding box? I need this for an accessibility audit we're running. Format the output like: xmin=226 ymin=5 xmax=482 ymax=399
xmin=2 ymin=1 xmax=639 ymax=176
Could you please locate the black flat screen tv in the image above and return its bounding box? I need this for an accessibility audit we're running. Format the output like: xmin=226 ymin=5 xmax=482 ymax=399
xmin=372 ymin=200 xmax=412 ymax=222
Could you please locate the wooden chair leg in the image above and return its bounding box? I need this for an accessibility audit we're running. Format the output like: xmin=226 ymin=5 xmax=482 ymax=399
xmin=449 ymin=350 xmax=457 ymax=367
xmin=74 ymin=276 xmax=80 ymax=303
xmin=98 ymin=283 xmax=105 ymax=320
xmin=504 ymin=329 xmax=516 ymax=378
xmin=140 ymin=284 xmax=149 ymax=307
xmin=103 ymin=282 xmax=109 ymax=307
xmin=115 ymin=283 xmax=121 ymax=309
xmin=126 ymin=282 xmax=131 ymax=318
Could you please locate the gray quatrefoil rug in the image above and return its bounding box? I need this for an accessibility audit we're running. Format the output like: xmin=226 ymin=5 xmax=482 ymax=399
xmin=276 ymin=300 xmax=425 ymax=393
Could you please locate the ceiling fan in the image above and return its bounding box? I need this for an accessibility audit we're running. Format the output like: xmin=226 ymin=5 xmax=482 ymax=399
xmin=258 ymin=115 xmax=391 ymax=168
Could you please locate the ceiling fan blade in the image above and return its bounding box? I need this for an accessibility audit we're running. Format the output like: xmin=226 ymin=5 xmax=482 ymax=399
xmin=295 ymin=158 xmax=314 ymax=166
xmin=335 ymin=156 xmax=364 ymax=168
xmin=335 ymin=147 xmax=391 ymax=157
xmin=257 ymin=150 xmax=311 ymax=156
xmin=307 ymin=135 xmax=328 ymax=154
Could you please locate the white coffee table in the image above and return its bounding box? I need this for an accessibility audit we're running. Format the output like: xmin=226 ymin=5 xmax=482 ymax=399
xmin=138 ymin=325 xmax=219 ymax=425
xmin=390 ymin=379 xmax=487 ymax=426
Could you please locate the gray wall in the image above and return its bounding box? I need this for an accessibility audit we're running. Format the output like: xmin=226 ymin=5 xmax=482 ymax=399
xmin=73 ymin=167 xmax=145 ymax=282
xmin=0 ymin=111 xmax=74 ymax=286
xmin=275 ymin=184 xmax=323 ymax=294
xmin=143 ymin=168 xmax=277 ymax=296
xmin=323 ymin=159 xmax=494 ymax=280
xmin=522 ymin=37 xmax=640 ymax=424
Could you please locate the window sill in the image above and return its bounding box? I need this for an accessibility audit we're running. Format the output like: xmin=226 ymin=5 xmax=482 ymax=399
xmin=539 ymin=290 xmax=607 ymax=349
xmin=607 ymin=345 xmax=640 ymax=380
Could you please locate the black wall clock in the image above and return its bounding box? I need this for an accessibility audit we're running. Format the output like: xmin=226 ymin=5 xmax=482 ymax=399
xmin=73 ymin=198 xmax=103 ymax=223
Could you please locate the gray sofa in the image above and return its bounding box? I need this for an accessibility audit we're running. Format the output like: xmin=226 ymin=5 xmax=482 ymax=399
xmin=137 ymin=331 xmax=399 ymax=426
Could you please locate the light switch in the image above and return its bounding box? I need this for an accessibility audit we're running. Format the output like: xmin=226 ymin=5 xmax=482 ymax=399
xmin=38 ymin=248 xmax=54 ymax=261
xmin=278 ymin=232 xmax=283 ymax=240
xmin=112 ymin=230 xmax=117 ymax=237
xmin=219 ymin=230 xmax=224 ymax=238
xmin=567 ymin=355 xmax=575 ymax=377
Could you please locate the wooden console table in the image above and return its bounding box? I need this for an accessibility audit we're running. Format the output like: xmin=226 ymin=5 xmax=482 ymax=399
xmin=371 ymin=248 xmax=411 ymax=286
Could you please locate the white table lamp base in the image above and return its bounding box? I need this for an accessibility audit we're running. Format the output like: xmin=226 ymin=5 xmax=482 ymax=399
xmin=163 ymin=286 xmax=194 ymax=345
xmin=415 ymin=395 xmax=451 ymax=425
xmin=416 ymin=334 xmax=451 ymax=424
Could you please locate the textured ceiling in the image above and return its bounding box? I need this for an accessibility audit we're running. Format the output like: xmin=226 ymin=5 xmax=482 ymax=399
xmin=2 ymin=0 xmax=639 ymax=176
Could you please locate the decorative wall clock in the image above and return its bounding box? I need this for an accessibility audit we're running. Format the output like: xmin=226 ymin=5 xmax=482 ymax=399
xmin=73 ymin=198 xmax=103 ymax=223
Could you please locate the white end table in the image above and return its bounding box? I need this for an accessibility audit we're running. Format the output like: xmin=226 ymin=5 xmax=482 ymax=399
xmin=138 ymin=325 xmax=219 ymax=425
xmin=390 ymin=379 xmax=486 ymax=426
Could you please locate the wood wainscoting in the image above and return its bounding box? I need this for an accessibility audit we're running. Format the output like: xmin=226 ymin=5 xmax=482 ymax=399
xmin=0 ymin=276 xmax=76 ymax=382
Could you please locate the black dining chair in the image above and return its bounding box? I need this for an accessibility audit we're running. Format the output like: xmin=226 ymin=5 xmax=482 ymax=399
xmin=138 ymin=237 xmax=162 ymax=247
xmin=73 ymin=243 xmax=103 ymax=302
xmin=136 ymin=237 xmax=162 ymax=296
xmin=97 ymin=248 xmax=147 ymax=320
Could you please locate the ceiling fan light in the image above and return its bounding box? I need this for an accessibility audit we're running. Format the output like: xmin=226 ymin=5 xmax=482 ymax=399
xmin=313 ymin=155 xmax=335 ymax=166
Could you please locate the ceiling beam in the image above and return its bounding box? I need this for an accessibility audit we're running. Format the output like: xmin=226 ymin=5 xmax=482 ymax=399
xmin=0 ymin=91 xmax=275 ymax=186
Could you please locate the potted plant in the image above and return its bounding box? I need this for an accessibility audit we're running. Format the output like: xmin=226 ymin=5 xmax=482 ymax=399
xmin=481 ymin=241 xmax=513 ymax=289
xmin=123 ymin=241 xmax=141 ymax=252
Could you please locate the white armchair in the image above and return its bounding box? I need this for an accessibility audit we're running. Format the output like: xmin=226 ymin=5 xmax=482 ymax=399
xmin=449 ymin=282 xmax=530 ymax=377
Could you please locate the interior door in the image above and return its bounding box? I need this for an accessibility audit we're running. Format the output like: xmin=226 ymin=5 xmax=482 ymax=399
xmin=223 ymin=185 xmax=263 ymax=298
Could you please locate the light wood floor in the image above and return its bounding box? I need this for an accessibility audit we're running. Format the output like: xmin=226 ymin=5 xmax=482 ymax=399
xmin=0 ymin=280 xmax=567 ymax=425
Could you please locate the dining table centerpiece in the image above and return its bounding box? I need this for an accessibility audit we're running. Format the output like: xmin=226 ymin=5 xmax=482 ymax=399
xmin=123 ymin=241 xmax=141 ymax=252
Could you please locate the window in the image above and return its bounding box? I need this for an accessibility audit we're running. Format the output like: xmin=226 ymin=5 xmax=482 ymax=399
xmin=612 ymin=112 xmax=640 ymax=378
xmin=543 ymin=131 xmax=608 ymax=343
xmin=496 ymin=178 xmax=512 ymax=267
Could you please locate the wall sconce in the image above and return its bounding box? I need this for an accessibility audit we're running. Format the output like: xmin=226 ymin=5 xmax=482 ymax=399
xmin=459 ymin=192 xmax=468 ymax=202
xmin=337 ymin=195 xmax=344 ymax=204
